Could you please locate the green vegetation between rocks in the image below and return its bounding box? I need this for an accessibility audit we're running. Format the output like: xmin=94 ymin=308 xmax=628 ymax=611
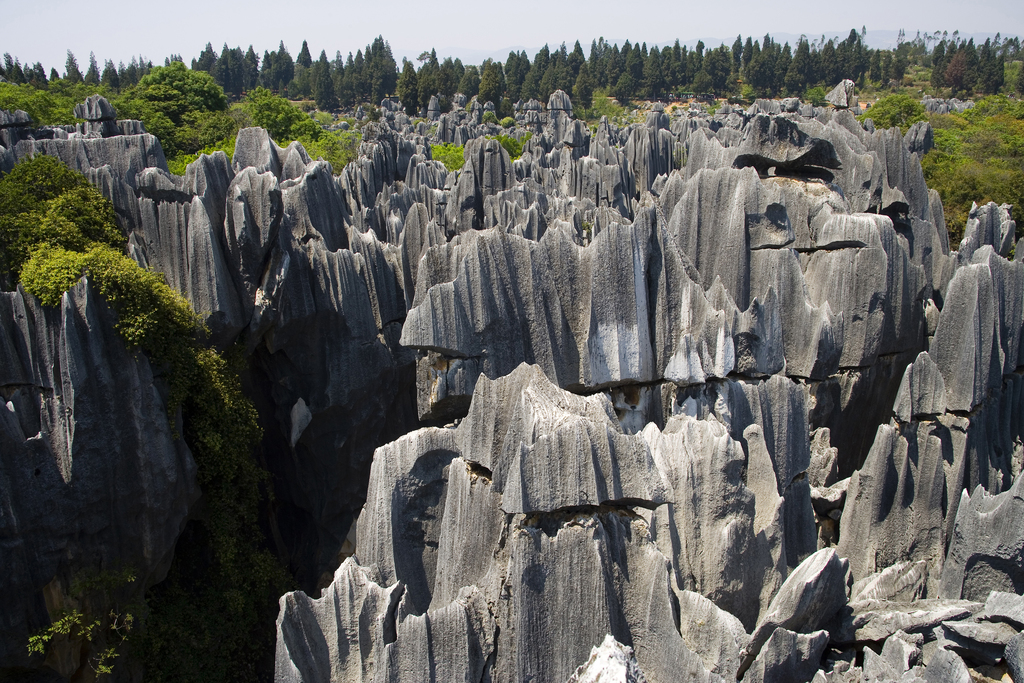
xmin=921 ymin=95 xmax=1024 ymax=243
xmin=858 ymin=93 xmax=927 ymax=133
xmin=432 ymin=142 xmax=465 ymax=171
xmin=4 ymin=154 xmax=290 ymax=682
xmin=488 ymin=133 xmax=532 ymax=160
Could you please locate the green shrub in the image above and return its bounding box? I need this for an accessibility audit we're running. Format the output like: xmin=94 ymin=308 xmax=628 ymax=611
xmin=302 ymin=129 xmax=362 ymax=173
xmin=241 ymin=87 xmax=320 ymax=144
xmin=500 ymin=116 xmax=515 ymax=128
xmin=482 ymin=110 xmax=498 ymax=125
xmin=805 ymin=86 xmax=827 ymax=107
xmin=487 ymin=133 xmax=532 ymax=161
xmin=859 ymin=93 xmax=927 ymax=133
xmin=0 ymin=155 xmax=123 ymax=287
xmin=583 ymin=92 xmax=625 ymax=123
xmin=167 ymin=136 xmax=237 ymax=176
xmin=431 ymin=142 xmax=465 ymax=171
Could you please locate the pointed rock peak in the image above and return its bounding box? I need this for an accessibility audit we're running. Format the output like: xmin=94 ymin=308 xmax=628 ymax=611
xmin=566 ymin=634 xmax=648 ymax=683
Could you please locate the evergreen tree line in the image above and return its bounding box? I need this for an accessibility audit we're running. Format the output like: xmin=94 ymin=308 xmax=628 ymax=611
xmin=190 ymin=36 xmax=398 ymax=111
xmin=2 ymin=30 xmax=1022 ymax=114
xmin=394 ymin=30 xmax=1024 ymax=114
xmin=1 ymin=50 xmax=154 ymax=91
xmin=929 ymin=37 xmax=1009 ymax=96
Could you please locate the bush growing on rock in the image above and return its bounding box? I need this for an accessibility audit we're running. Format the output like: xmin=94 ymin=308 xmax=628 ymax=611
xmin=487 ymin=132 xmax=531 ymax=160
xmin=431 ymin=142 xmax=465 ymax=171
xmin=0 ymin=155 xmax=122 ymax=287
xmin=2 ymin=154 xmax=290 ymax=681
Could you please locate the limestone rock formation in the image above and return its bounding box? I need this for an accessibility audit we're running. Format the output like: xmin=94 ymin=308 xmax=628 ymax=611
xmin=4 ymin=86 xmax=1024 ymax=683
xmin=0 ymin=281 xmax=197 ymax=667
xmin=825 ymin=80 xmax=856 ymax=109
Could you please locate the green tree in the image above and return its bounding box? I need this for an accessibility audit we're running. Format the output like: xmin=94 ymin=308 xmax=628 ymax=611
xmin=296 ymin=40 xmax=312 ymax=68
xmin=479 ymin=60 xmax=504 ymax=106
xmin=397 ymin=59 xmax=419 ymax=115
xmin=613 ymin=72 xmax=635 ymax=104
xmin=704 ymin=46 xmax=733 ymax=94
xmin=858 ymin=93 xmax=926 ymax=132
xmin=101 ymin=60 xmax=120 ymax=90
xmin=65 ymin=50 xmax=83 ymax=83
xmin=869 ymin=49 xmax=883 ymax=84
xmin=892 ymin=49 xmax=908 ymax=86
xmin=643 ymin=47 xmax=664 ymax=98
xmin=573 ymin=62 xmax=595 ymax=108
xmin=84 ymin=52 xmax=100 ymax=85
xmin=115 ymin=61 xmax=228 ymax=156
xmin=241 ymin=87 xmax=319 ymax=142
xmin=931 ymin=41 xmax=947 ymax=89
xmin=312 ymin=51 xmax=337 ymax=111
xmin=458 ymin=65 xmax=480 ymax=99
xmin=691 ymin=69 xmax=713 ymax=95
xmin=786 ymin=38 xmax=812 ymax=94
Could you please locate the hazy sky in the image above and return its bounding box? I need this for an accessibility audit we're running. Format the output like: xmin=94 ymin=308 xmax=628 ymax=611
xmin=4 ymin=0 xmax=1022 ymax=73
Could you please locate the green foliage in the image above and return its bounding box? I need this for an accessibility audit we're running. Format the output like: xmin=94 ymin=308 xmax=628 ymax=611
xmin=581 ymin=93 xmax=625 ymax=123
xmin=431 ymin=142 xmax=465 ymax=171
xmin=132 ymin=61 xmax=226 ymax=114
xmin=859 ymin=93 xmax=927 ymax=133
xmin=922 ymin=96 xmax=1024 ymax=243
xmin=242 ymin=86 xmax=320 ymax=143
xmin=804 ymin=86 xmax=827 ymax=107
xmin=482 ymin=110 xmax=498 ymax=125
xmin=27 ymin=567 xmax=137 ymax=678
xmin=0 ymin=82 xmax=98 ymax=125
xmin=487 ymin=133 xmax=532 ymax=160
xmin=0 ymin=155 xmax=123 ymax=288
xmin=114 ymin=62 xmax=232 ymax=157
xmin=302 ymin=129 xmax=362 ymax=172
xmin=500 ymin=116 xmax=515 ymax=128
xmin=167 ymin=136 xmax=237 ymax=176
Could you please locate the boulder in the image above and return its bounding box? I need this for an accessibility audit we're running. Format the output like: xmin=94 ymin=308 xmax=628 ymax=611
xmin=825 ymin=80 xmax=856 ymax=109
xmin=923 ymin=647 xmax=970 ymax=683
xmin=742 ymin=628 xmax=829 ymax=683
xmin=738 ymin=549 xmax=849 ymax=676
xmin=1005 ymin=631 xmax=1024 ymax=683
xmin=939 ymin=619 xmax=1017 ymax=665
xmin=981 ymin=591 xmax=1024 ymax=629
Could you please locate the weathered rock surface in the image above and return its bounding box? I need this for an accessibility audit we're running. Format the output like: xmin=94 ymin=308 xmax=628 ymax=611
xmin=1005 ymin=631 xmax=1024 ymax=682
xmin=738 ymin=549 xmax=849 ymax=676
xmin=566 ymin=635 xmax=649 ymax=683
xmin=940 ymin=474 xmax=1024 ymax=600
xmin=276 ymin=367 xmax=727 ymax=683
xmin=826 ymin=80 xmax=856 ymax=109
xmin=5 ymin=87 xmax=1024 ymax=683
xmin=0 ymin=281 xmax=197 ymax=667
